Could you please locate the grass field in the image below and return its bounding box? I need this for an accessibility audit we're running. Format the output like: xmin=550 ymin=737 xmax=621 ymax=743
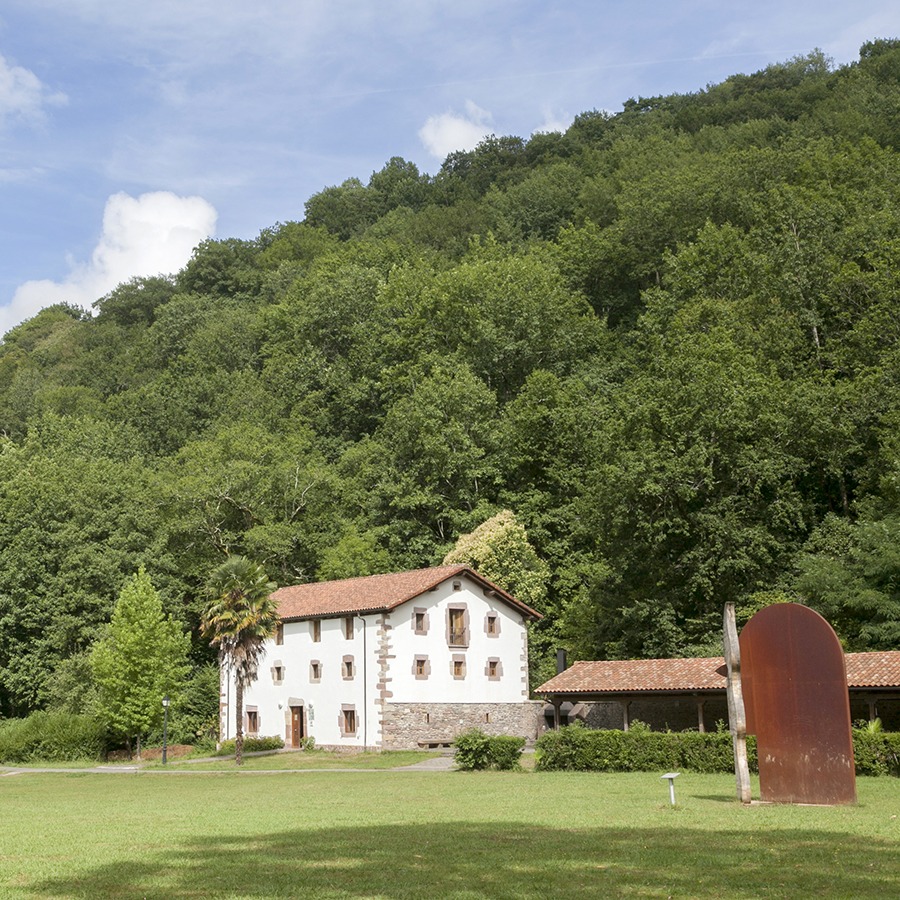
xmin=1 ymin=766 xmax=898 ymax=898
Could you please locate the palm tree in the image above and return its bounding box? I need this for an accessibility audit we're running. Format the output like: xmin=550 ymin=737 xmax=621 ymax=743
xmin=201 ymin=555 xmax=279 ymax=765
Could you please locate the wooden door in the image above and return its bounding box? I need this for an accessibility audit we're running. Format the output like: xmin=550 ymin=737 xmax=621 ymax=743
xmin=290 ymin=706 xmax=304 ymax=747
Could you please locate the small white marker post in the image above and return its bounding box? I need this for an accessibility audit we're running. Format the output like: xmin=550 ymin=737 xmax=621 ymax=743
xmin=661 ymin=772 xmax=680 ymax=806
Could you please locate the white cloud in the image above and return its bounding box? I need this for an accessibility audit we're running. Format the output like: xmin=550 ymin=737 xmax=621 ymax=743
xmin=533 ymin=108 xmax=573 ymax=136
xmin=2 ymin=191 xmax=217 ymax=336
xmin=418 ymin=100 xmax=494 ymax=160
xmin=0 ymin=52 xmax=66 ymax=125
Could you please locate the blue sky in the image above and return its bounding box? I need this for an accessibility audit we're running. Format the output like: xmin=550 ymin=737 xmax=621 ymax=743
xmin=0 ymin=1 xmax=897 ymax=335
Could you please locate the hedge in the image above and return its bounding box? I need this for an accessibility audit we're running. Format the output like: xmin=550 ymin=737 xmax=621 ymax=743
xmin=454 ymin=729 xmax=526 ymax=770
xmin=214 ymin=735 xmax=285 ymax=755
xmin=535 ymin=723 xmax=900 ymax=776
xmin=0 ymin=711 xmax=106 ymax=763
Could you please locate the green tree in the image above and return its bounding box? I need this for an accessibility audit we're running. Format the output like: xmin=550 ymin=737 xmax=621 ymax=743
xmin=201 ymin=556 xmax=278 ymax=765
xmin=90 ymin=568 xmax=190 ymax=757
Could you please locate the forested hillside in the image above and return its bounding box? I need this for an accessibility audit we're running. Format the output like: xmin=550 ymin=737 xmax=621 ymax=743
xmin=2 ymin=41 xmax=900 ymax=715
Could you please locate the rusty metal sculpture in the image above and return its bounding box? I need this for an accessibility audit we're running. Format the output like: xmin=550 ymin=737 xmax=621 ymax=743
xmin=740 ymin=603 xmax=856 ymax=805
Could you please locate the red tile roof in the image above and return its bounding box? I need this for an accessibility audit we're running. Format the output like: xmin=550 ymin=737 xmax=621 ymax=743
xmin=845 ymin=651 xmax=900 ymax=687
xmin=536 ymin=651 xmax=900 ymax=695
xmin=273 ymin=565 xmax=542 ymax=621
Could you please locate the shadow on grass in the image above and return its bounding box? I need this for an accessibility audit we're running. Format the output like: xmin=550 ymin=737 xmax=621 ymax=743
xmin=30 ymin=822 xmax=898 ymax=898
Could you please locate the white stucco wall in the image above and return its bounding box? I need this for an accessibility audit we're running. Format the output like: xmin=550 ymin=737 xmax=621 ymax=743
xmin=385 ymin=576 xmax=529 ymax=703
xmin=223 ymin=572 xmax=531 ymax=749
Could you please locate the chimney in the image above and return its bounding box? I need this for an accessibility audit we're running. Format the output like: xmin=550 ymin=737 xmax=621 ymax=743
xmin=556 ymin=648 xmax=568 ymax=674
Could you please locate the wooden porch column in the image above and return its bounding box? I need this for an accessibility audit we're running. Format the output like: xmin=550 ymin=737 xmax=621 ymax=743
xmin=620 ymin=699 xmax=631 ymax=732
xmin=868 ymin=697 xmax=878 ymax=723
xmin=696 ymin=697 xmax=706 ymax=733
xmin=552 ymin=698 xmax=562 ymax=730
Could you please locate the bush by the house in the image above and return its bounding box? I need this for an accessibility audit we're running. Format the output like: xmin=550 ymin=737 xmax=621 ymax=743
xmin=454 ymin=729 xmax=526 ymax=770
xmin=214 ymin=735 xmax=284 ymax=756
xmin=0 ymin=711 xmax=106 ymax=763
xmin=536 ymin=723 xmax=900 ymax=776
xmin=534 ymin=723 xmax=758 ymax=774
xmin=851 ymin=728 xmax=900 ymax=776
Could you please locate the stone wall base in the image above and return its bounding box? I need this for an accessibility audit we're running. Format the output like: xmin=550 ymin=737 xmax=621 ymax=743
xmin=572 ymin=697 xmax=730 ymax=733
xmin=381 ymin=701 xmax=545 ymax=750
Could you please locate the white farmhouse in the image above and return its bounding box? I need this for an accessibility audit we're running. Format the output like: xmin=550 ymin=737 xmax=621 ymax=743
xmin=220 ymin=565 xmax=544 ymax=750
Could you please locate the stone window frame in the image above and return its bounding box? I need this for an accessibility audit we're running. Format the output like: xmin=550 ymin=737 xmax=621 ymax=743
xmin=246 ymin=707 xmax=259 ymax=734
xmin=275 ymin=623 xmax=284 ymax=645
xmin=412 ymin=654 xmax=431 ymax=680
xmin=446 ymin=603 xmax=469 ymax=648
xmin=412 ymin=607 xmax=429 ymax=636
xmin=339 ymin=704 xmax=357 ymax=737
xmin=484 ymin=612 xmax=500 ymax=638
xmin=344 ymin=616 xmax=355 ymax=640
xmin=311 ymin=619 xmax=321 ymax=643
xmin=451 ymin=654 xmax=467 ymax=680
xmin=271 ymin=659 xmax=285 ymax=685
xmin=485 ymin=657 xmax=503 ymax=681
xmin=342 ymin=654 xmax=356 ymax=680
xmin=309 ymin=660 xmax=322 ymax=683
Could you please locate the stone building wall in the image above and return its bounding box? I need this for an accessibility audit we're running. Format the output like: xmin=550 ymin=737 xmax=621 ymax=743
xmin=576 ymin=696 xmax=730 ymax=732
xmin=381 ymin=700 xmax=545 ymax=749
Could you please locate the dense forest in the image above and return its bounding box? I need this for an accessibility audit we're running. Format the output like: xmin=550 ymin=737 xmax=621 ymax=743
xmin=2 ymin=40 xmax=900 ymax=717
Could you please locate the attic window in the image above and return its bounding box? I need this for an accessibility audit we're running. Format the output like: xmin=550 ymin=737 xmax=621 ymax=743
xmin=485 ymin=613 xmax=500 ymax=637
xmin=311 ymin=620 xmax=321 ymax=643
xmin=447 ymin=605 xmax=469 ymax=647
xmin=344 ymin=616 xmax=354 ymax=640
xmin=275 ymin=623 xmax=284 ymax=645
xmin=452 ymin=580 xmax=462 ymax=591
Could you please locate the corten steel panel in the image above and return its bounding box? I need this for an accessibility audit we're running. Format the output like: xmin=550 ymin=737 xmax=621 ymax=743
xmin=741 ymin=603 xmax=856 ymax=805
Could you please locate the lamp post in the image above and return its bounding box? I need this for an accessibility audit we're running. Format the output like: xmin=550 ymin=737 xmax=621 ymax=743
xmin=162 ymin=695 xmax=170 ymax=765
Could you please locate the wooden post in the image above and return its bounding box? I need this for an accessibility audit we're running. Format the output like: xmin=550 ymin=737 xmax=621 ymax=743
xmin=723 ymin=603 xmax=752 ymax=804
xmin=696 ymin=698 xmax=706 ymax=733
xmin=620 ymin=699 xmax=631 ymax=732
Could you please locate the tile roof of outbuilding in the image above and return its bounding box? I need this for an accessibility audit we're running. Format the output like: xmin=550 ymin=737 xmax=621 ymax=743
xmin=536 ymin=650 xmax=900 ymax=695
xmin=273 ymin=565 xmax=542 ymax=621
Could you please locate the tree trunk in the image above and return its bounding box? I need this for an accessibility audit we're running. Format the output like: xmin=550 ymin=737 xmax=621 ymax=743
xmin=235 ymin=678 xmax=244 ymax=766
xmin=136 ymin=733 xmax=142 ymax=760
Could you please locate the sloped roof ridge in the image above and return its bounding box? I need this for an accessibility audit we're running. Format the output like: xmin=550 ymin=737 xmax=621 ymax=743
xmin=273 ymin=564 xmax=541 ymax=621
xmin=536 ymin=650 xmax=900 ymax=694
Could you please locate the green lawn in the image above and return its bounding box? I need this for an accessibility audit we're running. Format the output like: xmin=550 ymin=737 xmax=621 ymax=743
xmin=152 ymin=748 xmax=439 ymax=771
xmin=1 ymin=769 xmax=897 ymax=898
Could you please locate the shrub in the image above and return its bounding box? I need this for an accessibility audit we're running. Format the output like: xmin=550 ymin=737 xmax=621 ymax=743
xmin=851 ymin=728 xmax=900 ymax=776
xmin=537 ymin=724 xmax=900 ymax=777
xmin=0 ymin=711 xmax=106 ymax=763
xmin=299 ymin=736 xmax=316 ymax=751
xmin=214 ymin=735 xmax=284 ymax=756
xmin=454 ymin=728 xmax=492 ymax=770
xmin=454 ymin=729 xmax=526 ymax=770
xmin=535 ymin=725 xmax=759 ymax=774
xmin=490 ymin=735 xmax=526 ymax=770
